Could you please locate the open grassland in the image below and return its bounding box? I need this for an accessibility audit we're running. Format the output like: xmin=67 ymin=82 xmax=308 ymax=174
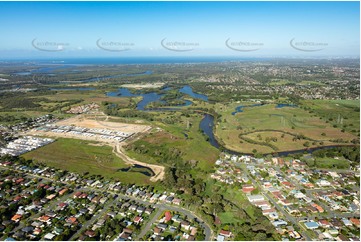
xmin=0 ymin=111 xmax=60 ymax=124
xmin=41 ymin=90 xmax=137 ymax=106
xmin=125 ymin=112 xmax=220 ymax=172
xmin=242 ymin=131 xmax=316 ymax=152
xmin=214 ymin=102 xmax=358 ymax=153
xmin=0 ymin=88 xmax=136 ymax=115
xmin=269 ymin=79 xmax=292 ymax=86
xmin=215 ymin=181 xmax=259 ymax=222
xmin=313 ymin=157 xmax=350 ymax=169
xmin=301 ymin=99 xmax=360 ymax=135
xmin=298 ymin=80 xmax=326 ymax=86
xmin=22 ymin=138 xmax=150 ymax=184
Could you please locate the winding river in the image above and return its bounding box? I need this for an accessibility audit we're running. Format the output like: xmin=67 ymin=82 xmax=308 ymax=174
xmin=96 ymin=83 xmax=355 ymax=155
xmin=199 ymin=113 xmax=354 ymax=156
xmin=51 ymin=82 xmax=349 ymax=156
xmin=106 ymin=85 xmax=205 ymax=111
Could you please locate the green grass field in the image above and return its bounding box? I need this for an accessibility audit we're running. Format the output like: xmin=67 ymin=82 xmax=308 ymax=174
xmin=218 ymin=212 xmax=236 ymax=224
xmin=216 ymin=183 xmax=258 ymax=222
xmin=22 ymin=138 xmax=150 ymax=184
xmin=214 ymin=102 xmax=358 ymax=153
xmin=125 ymin=113 xmax=220 ymax=172
xmin=313 ymin=157 xmax=350 ymax=169
xmin=42 ymin=90 xmax=134 ymax=106
xmin=298 ymin=80 xmax=326 ymax=86
xmin=269 ymin=79 xmax=292 ymax=86
xmin=301 ymin=99 xmax=360 ymax=135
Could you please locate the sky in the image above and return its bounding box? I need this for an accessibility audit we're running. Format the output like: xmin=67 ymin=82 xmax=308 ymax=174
xmin=0 ymin=1 xmax=359 ymax=59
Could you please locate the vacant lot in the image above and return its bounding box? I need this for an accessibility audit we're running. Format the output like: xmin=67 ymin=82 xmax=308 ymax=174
xmin=22 ymin=138 xmax=151 ymax=184
xmin=55 ymin=115 xmax=151 ymax=133
xmin=121 ymin=82 xmax=165 ymax=89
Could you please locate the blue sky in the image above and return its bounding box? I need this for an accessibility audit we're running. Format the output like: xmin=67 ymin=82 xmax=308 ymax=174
xmin=0 ymin=1 xmax=359 ymax=58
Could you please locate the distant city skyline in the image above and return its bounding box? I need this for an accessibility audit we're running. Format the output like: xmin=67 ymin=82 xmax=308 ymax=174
xmin=0 ymin=1 xmax=359 ymax=58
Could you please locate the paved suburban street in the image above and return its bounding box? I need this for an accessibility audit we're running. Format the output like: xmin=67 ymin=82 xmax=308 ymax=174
xmin=240 ymin=164 xmax=312 ymax=241
xmin=0 ymin=166 xmax=213 ymax=241
xmin=135 ymin=208 xmax=164 ymax=240
xmin=69 ymin=198 xmax=118 ymax=241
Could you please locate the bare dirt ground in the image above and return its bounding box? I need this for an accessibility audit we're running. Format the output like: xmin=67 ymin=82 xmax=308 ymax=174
xmin=26 ymin=114 xmax=165 ymax=182
xmin=114 ymin=144 xmax=165 ymax=182
xmin=120 ymin=82 xmax=165 ymax=89
xmin=55 ymin=115 xmax=150 ymax=133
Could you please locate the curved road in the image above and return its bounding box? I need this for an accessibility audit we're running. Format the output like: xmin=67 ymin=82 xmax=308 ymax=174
xmin=114 ymin=193 xmax=213 ymax=240
xmin=113 ymin=143 xmax=165 ymax=182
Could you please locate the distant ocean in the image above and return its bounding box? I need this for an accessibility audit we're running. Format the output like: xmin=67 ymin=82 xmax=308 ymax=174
xmin=3 ymin=56 xmax=269 ymax=65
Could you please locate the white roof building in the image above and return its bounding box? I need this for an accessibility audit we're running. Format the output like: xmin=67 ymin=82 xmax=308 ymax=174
xmin=247 ymin=195 xmax=265 ymax=203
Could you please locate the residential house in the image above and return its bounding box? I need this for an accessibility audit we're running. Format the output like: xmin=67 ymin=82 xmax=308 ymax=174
xmin=136 ymin=206 xmax=145 ymax=214
xmin=342 ymin=218 xmax=353 ymax=226
xmin=247 ymin=195 xmax=265 ymax=203
xmin=38 ymin=215 xmax=51 ymax=223
xmin=165 ymin=196 xmax=174 ymax=203
xmin=133 ymin=216 xmax=142 ymax=225
xmin=44 ymin=233 xmax=55 ymax=240
xmin=129 ymin=204 xmax=137 ymax=211
xmin=337 ymin=234 xmax=350 ymax=241
xmin=11 ymin=214 xmax=22 ymax=222
xmin=66 ymin=216 xmax=77 ymax=225
xmin=58 ymin=188 xmax=68 ymax=196
xmin=99 ymin=197 xmax=107 ymax=204
xmin=107 ymin=212 xmax=116 ymax=218
xmin=318 ymin=219 xmax=331 ymax=228
xmin=330 ymin=218 xmax=343 ymax=229
xmin=279 ymin=199 xmax=293 ymax=206
xmin=157 ymin=223 xmax=168 ymax=230
xmin=272 ymin=220 xmax=288 ymax=227
xmin=219 ymin=230 xmax=232 ymax=238
xmin=164 ymin=211 xmax=172 ymax=223
xmin=350 ymin=218 xmax=360 ymax=228
xmin=154 ymin=227 xmax=162 ymax=235
xmin=85 ymin=230 xmax=96 ymax=238
xmin=172 ymin=198 xmax=181 ymax=205
xmin=304 ymin=222 xmax=319 ymax=230
xmin=242 ymin=185 xmax=255 ymax=193
xmin=145 ymin=207 xmax=154 ymax=215
xmin=33 ymin=227 xmax=42 ymax=235
xmin=172 ymin=215 xmax=183 ymax=223
xmin=262 ymin=208 xmax=277 ymax=216
xmin=181 ymin=221 xmax=190 ymax=230
xmin=190 ymin=227 xmax=198 ymax=236
xmin=217 ymin=235 xmax=225 ymax=241
xmin=311 ymin=203 xmax=324 ymax=213
xmin=285 ymin=206 xmax=299 ymax=214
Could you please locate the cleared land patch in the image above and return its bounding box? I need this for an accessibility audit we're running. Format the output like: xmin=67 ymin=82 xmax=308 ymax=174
xmin=54 ymin=115 xmax=150 ymax=133
xmin=120 ymin=82 xmax=165 ymax=89
xmin=24 ymin=115 xmax=165 ymax=182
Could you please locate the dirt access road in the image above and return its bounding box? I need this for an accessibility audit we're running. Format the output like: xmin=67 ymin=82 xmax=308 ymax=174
xmin=27 ymin=114 xmax=165 ymax=182
xmin=114 ymin=144 xmax=165 ymax=182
